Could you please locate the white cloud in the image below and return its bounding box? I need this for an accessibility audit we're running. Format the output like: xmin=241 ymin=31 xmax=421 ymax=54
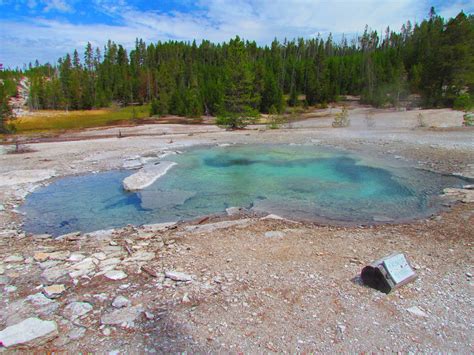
xmin=43 ymin=0 xmax=73 ymax=12
xmin=0 ymin=0 xmax=471 ymax=68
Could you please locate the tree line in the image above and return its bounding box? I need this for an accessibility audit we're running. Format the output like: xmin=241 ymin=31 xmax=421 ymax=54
xmin=1 ymin=8 xmax=473 ymax=131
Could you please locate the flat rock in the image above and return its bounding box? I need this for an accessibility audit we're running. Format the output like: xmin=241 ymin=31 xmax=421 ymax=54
xmin=34 ymin=252 xmax=50 ymax=262
xmin=0 ymin=169 xmax=56 ymax=187
xmin=123 ymin=161 xmax=177 ymax=191
xmin=68 ymin=253 xmax=86 ymax=262
xmin=406 ymin=306 xmax=428 ymax=318
xmin=63 ymin=302 xmax=93 ymax=321
xmin=26 ymin=293 xmax=60 ymax=315
xmin=0 ymin=317 xmax=58 ymax=348
xmin=126 ymin=251 xmax=155 ymax=262
xmin=48 ymin=251 xmax=71 ymax=261
xmin=43 ymin=284 xmax=66 ymax=299
xmin=112 ymin=295 xmax=131 ymax=308
xmin=260 ymin=214 xmax=299 ymax=223
xmin=264 ymin=231 xmax=285 ymax=238
xmin=68 ymin=326 xmax=86 ymax=340
xmin=41 ymin=266 xmax=68 ymax=284
xmin=4 ymin=254 xmax=24 ymax=263
xmin=100 ymin=305 xmax=144 ymax=327
xmin=165 ymin=270 xmax=193 ymax=282
xmin=443 ymin=188 xmax=474 ymax=203
xmin=226 ymin=207 xmax=244 ymax=216
xmin=185 ymin=219 xmax=253 ymax=233
xmin=141 ymin=222 xmax=176 ymax=232
xmin=32 ymin=234 xmax=52 ymax=240
xmin=104 ymin=270 xmax=128 ymax=280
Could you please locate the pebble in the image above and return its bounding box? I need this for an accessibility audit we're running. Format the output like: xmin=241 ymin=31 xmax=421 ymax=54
xmin=0 ymin=317 xmax=58 ymax=347
xmin=102 ymin=327 xmax=111 ymax=336
xmin=112 ymin=295 xmax=131 ymax=308
xmin=105 ymin=270 xmax=128 ymax=280
xmin=63 ymin=302 xmax=93 ymax=320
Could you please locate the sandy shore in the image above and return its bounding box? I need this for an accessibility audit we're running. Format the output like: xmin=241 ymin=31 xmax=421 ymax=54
xmin=0 ymin=104 xmax=472 ymax=352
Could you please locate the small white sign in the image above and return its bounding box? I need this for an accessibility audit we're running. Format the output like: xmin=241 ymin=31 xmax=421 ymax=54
xmin=383 ymin=253 xmax=415 ymax=284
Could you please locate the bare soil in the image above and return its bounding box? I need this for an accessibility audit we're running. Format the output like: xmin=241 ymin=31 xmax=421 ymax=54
xmin=0 ymin=104 xmax=472 ymax=352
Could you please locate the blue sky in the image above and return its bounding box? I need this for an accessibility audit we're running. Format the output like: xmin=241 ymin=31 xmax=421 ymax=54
xmin=0 ymin=0 xmax=472 ymax=68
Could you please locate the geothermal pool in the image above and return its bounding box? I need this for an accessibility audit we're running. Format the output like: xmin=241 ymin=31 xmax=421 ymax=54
xmin=20 ymin=144 xmax=466 ymax=236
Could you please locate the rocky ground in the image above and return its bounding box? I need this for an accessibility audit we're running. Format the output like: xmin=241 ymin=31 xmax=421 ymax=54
xmin=0 ymin=104 xmax=473 ymax=352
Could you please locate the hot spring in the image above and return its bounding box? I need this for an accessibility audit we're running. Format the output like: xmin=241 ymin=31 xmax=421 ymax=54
xmin=20 ymin=144 xmax=466 ymax=236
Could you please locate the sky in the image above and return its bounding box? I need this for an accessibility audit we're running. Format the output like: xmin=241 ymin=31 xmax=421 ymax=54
xmin=0 ymin=0 xmax=472 ymax=68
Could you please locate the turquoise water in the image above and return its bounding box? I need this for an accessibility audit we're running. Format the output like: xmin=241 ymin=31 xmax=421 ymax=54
xmin=20 ymin=144 xmax=465 ymax=236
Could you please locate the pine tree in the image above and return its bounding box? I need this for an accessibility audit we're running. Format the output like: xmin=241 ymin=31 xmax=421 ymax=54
xmin=217 ymin=36 xmax=259 ymax=129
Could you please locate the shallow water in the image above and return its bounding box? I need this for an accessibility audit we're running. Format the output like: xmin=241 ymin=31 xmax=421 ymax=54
xmin=21 ymin=144 xmax=466 ymax=236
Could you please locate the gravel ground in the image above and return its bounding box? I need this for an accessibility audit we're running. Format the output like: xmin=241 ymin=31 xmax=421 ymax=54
xmin=0 ymin=105 xmax=472 ymax=352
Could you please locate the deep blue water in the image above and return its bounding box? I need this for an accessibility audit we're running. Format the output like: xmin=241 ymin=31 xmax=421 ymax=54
xmin=20 ymin=144 xmax=466 ymax=236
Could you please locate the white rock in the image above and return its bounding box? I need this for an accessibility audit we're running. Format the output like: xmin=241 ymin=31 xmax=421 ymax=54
xmin=126 ymin=251 xmax=155 ymax=262
xmin=26 ymin=293 xmax=60 ymax=315
xmin=112 ymin=295 xmax=131 ymax=308
xmin=0 ymin=169 xmax=56 ymax=187
xmin=185 ymin=219 xmax=252 ymax=233
xmin=406 ymin=306 xmax=428 ymax=318
xmin=92 ymin=252 xmax=107 ymax=261
xmin=264 ymin=231 xmax=285 ymax=238
xmin=100 ymin=305 xmax=144 ymax=327
xmin=41 ymin=266 xmax=68 ymax=284
xmin=68 ymin=253 xmax=86 ymax=262
xmin=68 ymin=326 xmax=86 ymax=340
xmin=104 ymin=270 xmax=128 ymax=280
xmin=32 ymin=234 xmax=52 ymax=240
xmin=48 ymin=251 xmax=71 ymax=261
xmin=141 ymin=222 xmax=176 ymax=232
xmin=71 ymin=257 xmax=96 ymax=270
xmin=63 ymin=302 xmax=93 ymax=320
xmin=123 ymin=161 xmax=177 ymax=191
xmin=165 ymin=271 xmax=193 ymax=282
xmin=0 ymin=317 xmax=58 ymax=347
xmin=0 ymin=204 xmax=4 ymax=212
xmin=4 ymin=254 xmax=24 ymax=263
xmin=43 ymin=284 xmax=66 ymax=299
xmin=5 ymin=285 xmax=17 ymax=293
xmin=226 ymin=207 xmax=243 ymax=216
